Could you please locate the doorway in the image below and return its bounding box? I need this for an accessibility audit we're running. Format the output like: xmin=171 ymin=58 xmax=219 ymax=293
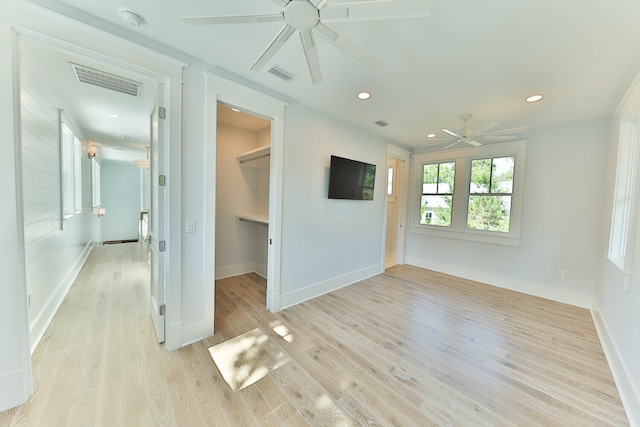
xmin=385 ymin=147 xmax=410 ymax=269
xmin=215 ymin=103 xmax=271 ymax=295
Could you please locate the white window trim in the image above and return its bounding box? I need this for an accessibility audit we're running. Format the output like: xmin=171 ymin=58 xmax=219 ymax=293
xmin=607 ymin=109 xmax=640 ymax=275
xmin=411 ymin=141 xmax=527 ymax=247
xmin=91 ymin=158 xmax=101 ymax=207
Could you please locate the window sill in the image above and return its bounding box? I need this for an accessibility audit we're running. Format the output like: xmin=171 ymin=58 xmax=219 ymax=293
xmin=410 ymin=224 xmax=520 ymax=247
xmin=606 ymin=256 xmax=632 ymax=291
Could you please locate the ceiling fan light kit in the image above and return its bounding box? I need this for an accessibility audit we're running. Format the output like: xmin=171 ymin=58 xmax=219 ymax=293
xmin=180 ymin=0 xmax=434 ymax=84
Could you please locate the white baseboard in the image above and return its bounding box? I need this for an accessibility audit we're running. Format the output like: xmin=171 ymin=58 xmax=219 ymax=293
xmin=29 ymin=241 xmax=94 ymax=353
xmin=0 ymin=368 xmax=30 ymax=412
xmin=216 ymin=262 xmax=266 ymax=280
xmin=591 ymin=302 xmax=640 ymax=426
xmin=280 ymin=264 xmax=383 ymax=310
xmin=405 ymin=256 xmax=592 ymax=308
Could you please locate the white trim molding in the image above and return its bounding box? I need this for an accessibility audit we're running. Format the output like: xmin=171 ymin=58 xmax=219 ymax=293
xmin=591 ymin=302 xmax=640 ymax=426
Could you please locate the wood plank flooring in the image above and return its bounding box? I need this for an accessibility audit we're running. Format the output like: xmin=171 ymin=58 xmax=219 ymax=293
xmin=1 ymin=243 xmax=629 ymax=426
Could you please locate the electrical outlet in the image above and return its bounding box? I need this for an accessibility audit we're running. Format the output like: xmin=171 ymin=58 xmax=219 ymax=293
xmin=561 ymin=270 xmax=571 ymax=279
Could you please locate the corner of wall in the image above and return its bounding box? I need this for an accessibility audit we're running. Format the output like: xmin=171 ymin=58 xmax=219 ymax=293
xmin=591 ymin=301 xmax=640 ymax=426
xmin=279 ymin=264 xmax=383 ymax=310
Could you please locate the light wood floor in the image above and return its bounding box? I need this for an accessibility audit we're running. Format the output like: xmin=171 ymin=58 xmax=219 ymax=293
xmin=1 ymin=243 xmax=628 ymax=426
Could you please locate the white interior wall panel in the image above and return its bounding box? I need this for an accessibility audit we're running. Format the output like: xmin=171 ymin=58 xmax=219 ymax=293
xmin=20 ymin=42 xmax=99 ymax=351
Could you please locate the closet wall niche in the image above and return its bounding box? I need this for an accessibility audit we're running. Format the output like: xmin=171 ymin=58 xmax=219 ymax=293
xmin=216 ymin=103 xmax=271 ymax=280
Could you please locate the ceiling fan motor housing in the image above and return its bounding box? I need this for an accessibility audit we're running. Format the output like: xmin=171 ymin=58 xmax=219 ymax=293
xmin=285 ymin=0 xmax=320 ymax=31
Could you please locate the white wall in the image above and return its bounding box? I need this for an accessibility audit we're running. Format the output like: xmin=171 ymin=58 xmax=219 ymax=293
xmin=594 ymin=82 xmax=640 ymax=424
xmin=20 ymin=38 xmax=99 ymax=351
xmin=0 ymin=21 xmax=32 ymax=412
xmin=215 ymin=121 xmax=269 ymax=278
xmin=279 ymin=104 xmax=389 ymax=307
xmin=406 ymin=120 xmax=609 ymax=308
xmin=100 ymin=161 xmax=141 ymax=242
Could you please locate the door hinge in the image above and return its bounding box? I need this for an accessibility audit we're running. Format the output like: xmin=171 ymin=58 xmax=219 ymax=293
xmin=159 ymin=175 xmax=166 ymax=186
xmin=159 ymin=304 xmax=165 ymax=316
xmin=159 ymin=107 xmax=166 ymax=119
xmin=159 ymin=240 xmax=166 ymax=252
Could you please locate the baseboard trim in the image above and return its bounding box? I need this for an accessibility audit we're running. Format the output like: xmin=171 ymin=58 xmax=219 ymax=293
xmin=29 ymin=241 xmax=94 ymax=353
xmin=0 ymin=368 xmax=30 ymax=412
xmin=216 ymin=262 xmax=266 ymax=280
xmin=591 ymin=302 xmax=640 ymax=426
xmin=280 ymin=264 xmax=383 ymax=310
xmin=405 ymin=256 xmax=592 ymax=308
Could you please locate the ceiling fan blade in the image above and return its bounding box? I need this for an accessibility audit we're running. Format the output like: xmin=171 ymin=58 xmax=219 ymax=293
xmin=320 ymin=0 xmax=434 ymax=23
xmin=309 ymin=0 xmax=329 ymax=7
xmin=179 ymin=13 xmax=284 ymax=25
xmin=442 ymin=141 xmax=460 ymax=150
xmin=314 ymin=24 xmax=381 ymax=70
xmin=441 ymin=128 xmax=459 ymax=137
xmin=482 ymin=126 xmax=527 ymax=136
xmin=480 ymin=135 xmax=517 ymax=142
xmin=470 ymin=121 xmax=498 ymax=136
xmin=250 ymin=25 xmax=296 ymax=71
xmin=300 ymin=30 xmax=322 ymax=84
xmin=465 ymin=139 xmax=483 ymax=147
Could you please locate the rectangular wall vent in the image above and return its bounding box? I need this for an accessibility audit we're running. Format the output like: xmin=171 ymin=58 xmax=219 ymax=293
xmin=267 ymin=64 xmax=297 ymax=82
xmin=70 ymin=63 xmax=142 ymax=97
xmin=374 ymin=120 xmax=389 ymax=127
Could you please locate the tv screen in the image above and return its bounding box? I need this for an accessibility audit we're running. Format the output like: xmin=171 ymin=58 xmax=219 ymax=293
xmin=328 ymin=155 xmax=376 ymax=200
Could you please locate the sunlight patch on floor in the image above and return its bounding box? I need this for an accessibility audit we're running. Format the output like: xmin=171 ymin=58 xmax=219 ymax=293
xmin=209 ymin=328 xmax=290 ymax=391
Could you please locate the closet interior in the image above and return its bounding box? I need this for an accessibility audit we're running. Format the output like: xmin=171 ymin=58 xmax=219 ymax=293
xmin=215 ymin=103 xmax=272 ymax=282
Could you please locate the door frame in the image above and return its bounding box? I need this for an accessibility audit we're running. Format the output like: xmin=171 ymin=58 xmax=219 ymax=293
xmin=385 ymin=144 xmax=411 ymax=266
xmin=203 ymin=71 xmax=287 ymax=322
xmin=3 ymin=5 xmax=187 ymax=410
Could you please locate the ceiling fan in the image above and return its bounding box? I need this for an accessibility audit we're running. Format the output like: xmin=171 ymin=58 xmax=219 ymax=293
xmin=179 ymin=0 xmax=433 ymax=84
xmin=437 ymin=113 xmax=526 ymax=149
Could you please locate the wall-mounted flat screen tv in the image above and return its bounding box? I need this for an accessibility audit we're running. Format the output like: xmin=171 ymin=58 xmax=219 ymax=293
xmin=328 ymin=155 xmax=376 ymax=200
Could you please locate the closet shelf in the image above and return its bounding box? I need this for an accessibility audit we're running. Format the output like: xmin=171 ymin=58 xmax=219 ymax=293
xmin=237 ymin=145 xmax=270 ymax=167
xmin=236 ymin=213 xmax=269 ymax=226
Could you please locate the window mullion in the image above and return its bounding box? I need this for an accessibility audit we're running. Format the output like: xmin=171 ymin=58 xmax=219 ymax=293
xmin=449 ymin=157 xmax=467 ymax=230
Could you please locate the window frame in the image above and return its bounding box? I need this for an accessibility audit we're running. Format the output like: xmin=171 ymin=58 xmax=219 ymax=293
xmin=419 ymin=160 xmax=456 ymax=227
xmin=92 ymin=158 xmax=101 ymax=207
xmin=607 ymin=109 xmax=640 ymax=274
xmin=411 ymin=141 xmax=527 ymax=246
xmin=61 ymin=123 xmax=83 ymax=218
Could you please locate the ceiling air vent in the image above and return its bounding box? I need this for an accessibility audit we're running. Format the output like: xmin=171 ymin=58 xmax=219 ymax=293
xmin=375 ymin=120 xmax=389 ymax=127
xmin=70 ymin=62 xmax=142 ymax=97
xmin=266 ymin=64 xmax=297 ymax=83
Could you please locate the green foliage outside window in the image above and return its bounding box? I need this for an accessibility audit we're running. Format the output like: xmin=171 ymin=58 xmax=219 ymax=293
xmin=421 ymin=162 xmax=455 ymax=226
xmin=467 ymin=157 xmax=514 ymax=232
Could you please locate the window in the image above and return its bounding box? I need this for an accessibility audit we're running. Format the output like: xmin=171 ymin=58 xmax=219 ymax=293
xmin=467 ymin=156 xmax=515 ymax=232
xmin=61 ymin=124 xmax=82 ymax=216
xmin=387 ymin=167 xmax=394 ymax=195
xmin=412 ymin=141 xmax=526 ymax=246
xmin=420 ymin=161 xmax=455 ymax=226
xmin=608 ymin=118 xmax=639 ymax=272
xmin=92 ymin=158 xmax=101 ymax=207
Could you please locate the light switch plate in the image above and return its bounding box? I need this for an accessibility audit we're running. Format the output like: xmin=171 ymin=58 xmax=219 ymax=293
xmin=185 ymin=219 xmax=196 ymax=233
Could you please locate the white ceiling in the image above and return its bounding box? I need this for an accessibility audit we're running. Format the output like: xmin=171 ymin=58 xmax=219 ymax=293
xmin=22 ymin=0 xmax=640 ymax=153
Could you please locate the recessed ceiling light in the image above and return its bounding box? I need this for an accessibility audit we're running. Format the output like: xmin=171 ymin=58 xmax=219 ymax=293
xmin=108 ymin=113 xmax=120 ymax=118
xmin=426 ymin=133 xmax=436 ymax=138
xmin=357 ymin=92 xmax=371 ymax=100
xmin=526 ymin=94 xmax=543 ymax=103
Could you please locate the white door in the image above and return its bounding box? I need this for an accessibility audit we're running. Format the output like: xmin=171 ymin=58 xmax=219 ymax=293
xmin=149 ymin=84 xmax=166 ymax=343
xmin=386 ymin=158 xmax=399 ymax=268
